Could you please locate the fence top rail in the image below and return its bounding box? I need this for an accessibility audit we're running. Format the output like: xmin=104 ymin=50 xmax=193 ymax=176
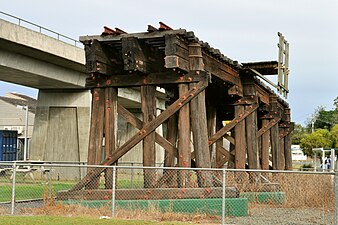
xmin=0 ymin=162 xmax=335 ymax=175
xmin=0 ymin=11 xmax=81 ymax=47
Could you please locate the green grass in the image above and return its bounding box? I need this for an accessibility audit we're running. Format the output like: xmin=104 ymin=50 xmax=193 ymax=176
xmin=0 ymin=216 xmax=192 ymax=225
xmin=0 ymin=175 xmax=144 ymax=202
xmin=0 ymin=183 xmax=73 ymax=202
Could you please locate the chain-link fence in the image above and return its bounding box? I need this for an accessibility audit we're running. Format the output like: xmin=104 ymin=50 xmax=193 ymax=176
xmin=0 ymin=162 xmax=337 ymax=225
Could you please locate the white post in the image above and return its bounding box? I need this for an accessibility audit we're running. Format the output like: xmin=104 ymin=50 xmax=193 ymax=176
xmin=221 ymin=169 xmax=226 ymax=225
xmin=11 ymin=162 xmax=17 ymax=215
xmin=334 ymin=171 xmax=338 ymax=225
xmin=24 ymin=105 xmax=28 ymax=161
xmin=111 ymin=166 xmax=116 ymax=217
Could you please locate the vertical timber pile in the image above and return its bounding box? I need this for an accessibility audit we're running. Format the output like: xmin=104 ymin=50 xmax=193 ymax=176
xmin=189 ymin=43 xmax=212 ymax=187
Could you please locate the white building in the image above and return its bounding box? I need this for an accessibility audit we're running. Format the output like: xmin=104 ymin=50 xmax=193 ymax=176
xmin=291 ymin=145 xmax=307 ymax=161
xmin=0 ymin=92 xmax=36 ymax=160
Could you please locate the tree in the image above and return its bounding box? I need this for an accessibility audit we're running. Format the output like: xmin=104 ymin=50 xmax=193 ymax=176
xmin=331 ymin=124 xmax=338 ymax=148
xmin=291 ymin=123 xmax=306 ymax=145
xmin=300 ymin=129 xmax=333 ymax=156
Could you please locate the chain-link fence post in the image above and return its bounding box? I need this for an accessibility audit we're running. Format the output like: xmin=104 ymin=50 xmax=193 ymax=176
xmin=111 ymin=166 xmax=116 ymax=217
xmin=48 ymin=165 xmax=53 ymax=198
xmin=131 ymin=162 xmax=134 ymax=189
xmin=221 ymin=168 xmax=226 ymax=225
xmin=334 ymin=170 xmax=338 ymax=225
xmin=11 ymin=162 xmax=17 ymax=215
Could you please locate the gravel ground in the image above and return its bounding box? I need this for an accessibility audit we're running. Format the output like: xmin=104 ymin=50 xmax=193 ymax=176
xmin=223 ymin=207 xmax=333 ymax=225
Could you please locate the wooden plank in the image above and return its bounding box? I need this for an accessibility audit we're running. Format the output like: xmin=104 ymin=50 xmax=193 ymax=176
xmin=86 ymin=71 xmax=207 ymax=88
xmin=72 ymin=80 xmax=208 ymax=191
xmin=245 ymin=106 xmax=259 ymax=169
xmin=86 ymin=88 xmax=105 ymax=189
xmin=261 ymin=119 xmax=270 ymax=170
xmin=117 ymin=103 xmax=178 ymax=158
xmin=141 ymin=86 xmax=156 ymax=188
xmin=57 ymin=187 xmax=239 ymax=201
xmin=104 ymin=87 xmax=118 ymax=189
xmin=234 ymin=105 xmax=246 ymax=169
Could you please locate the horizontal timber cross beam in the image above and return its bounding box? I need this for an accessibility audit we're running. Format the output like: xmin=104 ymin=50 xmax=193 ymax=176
xmin=86 ymin=71 xmax=208 ymax=88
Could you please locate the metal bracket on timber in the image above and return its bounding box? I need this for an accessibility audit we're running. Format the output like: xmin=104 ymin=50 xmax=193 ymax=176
xmin=86 ymin=70 xmax=209 ymax=88
xmin=208 ymin=102 xmax=259 ymax=146
xmin=71 ymin=80 xmax=208 ymax=191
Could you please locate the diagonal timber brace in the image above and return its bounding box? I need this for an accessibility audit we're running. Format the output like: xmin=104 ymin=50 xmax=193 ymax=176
xmin=71 ymin=80 xmax=208 ymax=191
xmin=257 ymin=116 xmax=281 ymax=137
xmin=117 ymin=103 xmax=178 ymax=158
xmin=208 ymin=103 xmax=259 ymax=146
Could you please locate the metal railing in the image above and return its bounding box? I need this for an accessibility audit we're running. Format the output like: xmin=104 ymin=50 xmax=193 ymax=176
xmin=0 ymin=11 xmax=81 ymax=47
xmin=0 ymin=162 xmax=337 ymax=225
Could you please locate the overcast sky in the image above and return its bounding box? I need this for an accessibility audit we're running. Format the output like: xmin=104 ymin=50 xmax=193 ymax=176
xmin=1 ymin=0 xmax=337 ymax=125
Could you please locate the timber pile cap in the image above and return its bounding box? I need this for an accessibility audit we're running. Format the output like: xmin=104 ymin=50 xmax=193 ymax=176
xmin=79 ymin=22 xmax=242 ymax=70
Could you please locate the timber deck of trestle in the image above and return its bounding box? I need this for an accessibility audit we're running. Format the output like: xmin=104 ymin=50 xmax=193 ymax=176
xmin=64 ymin=23 xmax=294 ymax=195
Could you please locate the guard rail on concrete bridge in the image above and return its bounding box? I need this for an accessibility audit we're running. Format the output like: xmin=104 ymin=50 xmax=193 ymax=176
xmin=0 ymin=16 xmax=166 ymax=167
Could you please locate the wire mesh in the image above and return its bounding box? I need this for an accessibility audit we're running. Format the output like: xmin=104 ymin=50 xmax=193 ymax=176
xmin=0 ymin=162 xmax=335 ymax=224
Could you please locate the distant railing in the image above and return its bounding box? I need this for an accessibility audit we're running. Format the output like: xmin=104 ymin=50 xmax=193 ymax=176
xmin=0 ymin=11 xmax=82 ymax=47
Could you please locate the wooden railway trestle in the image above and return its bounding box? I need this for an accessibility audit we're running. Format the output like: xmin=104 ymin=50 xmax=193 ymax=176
xmin=71 ymin=23 xmax=294 ymax=191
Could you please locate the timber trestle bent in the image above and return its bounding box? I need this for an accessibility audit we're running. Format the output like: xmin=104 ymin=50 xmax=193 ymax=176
xmin=67 ymin=23 xmax=294 ymax=195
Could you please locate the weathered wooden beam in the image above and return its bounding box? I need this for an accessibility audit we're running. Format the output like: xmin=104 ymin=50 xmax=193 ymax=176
xmin=278 ymin=127 xmax=286 ymax=170
xmin=284 ymin=123 xmax=294 ymax=170
xmin=203 ymin=53 xmax=240 ymax=86
xmin=178 ymin=84 xmax=191 ymax=167
xmin=141 ymin=86 xmax=156 ymax=188
xmin=164 ymin=113 xmax=178 ymax=167
xmin=207 ymin=104 xmax=217 ymax=167
xmin=261 ymin=119 xmax=270 ymax=170
xmin=164 ymin=33 xmax=240 ymax=86
xmin=234 ymin=105 xmax=246 ymax=169
xmin=86 ymin=71 xmax=208 ymax=88
xmin=58 ymin=187 xmax=239 ymax=201
xmin=245 ymin=106 xmax=259 ymax=169
xmin=84 ymin=40 xmax=118 ymax=75
xmin=104 ymin=87 xmax=118 ymax=189
xmin=189 ymin=43 xmax=213 ymax=187
xmin=72 ymin=80 xmax=208 ymax=191
xmin=86 ymin=88 xmax=105 ymax=189
xmin=122 ymin=37 xmax=149 ymax=73
xmin=269 ymin=95 xmax=283 ymax=170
